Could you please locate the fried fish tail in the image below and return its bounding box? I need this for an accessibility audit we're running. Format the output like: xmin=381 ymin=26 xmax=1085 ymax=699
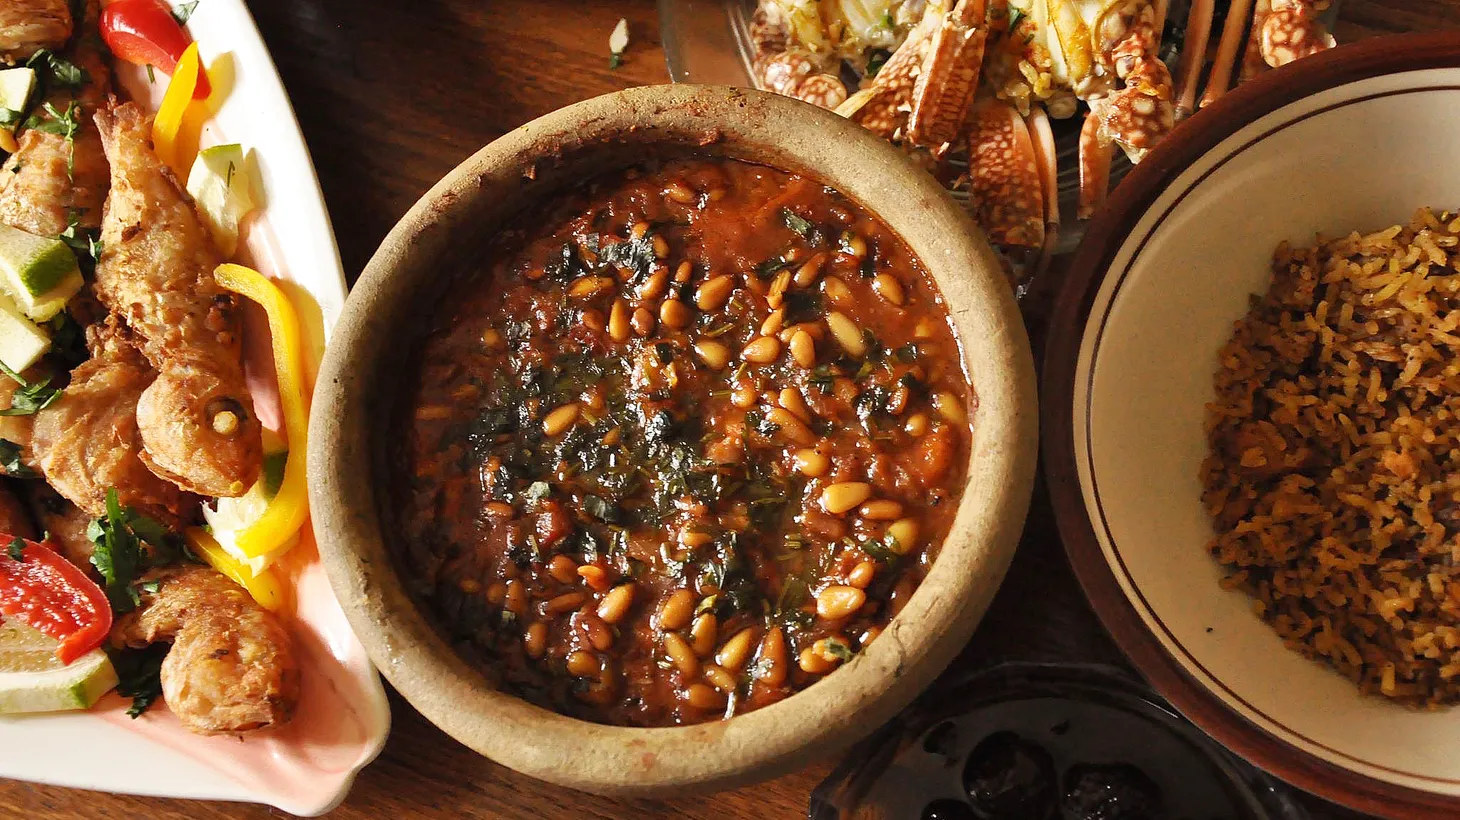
xmin=113 ymin=564 xmax=299 ymax=734
xmin=94 ymin=102 xmax=261 ymax=497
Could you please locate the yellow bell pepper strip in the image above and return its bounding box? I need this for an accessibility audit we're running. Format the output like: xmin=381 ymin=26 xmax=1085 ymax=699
xmin=152 ymin=42 xmax=203 ymax=172
xmin=213 ymin=263 xmax=310 ymax=559
xmin=185 ymin=528 xmax=285 ymax=612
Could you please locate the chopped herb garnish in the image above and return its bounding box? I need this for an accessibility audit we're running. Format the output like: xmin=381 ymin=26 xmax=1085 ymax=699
xmin=26 ymin=50 xmax=88 ymax=91
xmin=0 ymin=109 xmax=21 ymax=128
xmin=146 ymin=64 xmax=156 ymax=84
xmin=172 ymin=0 xmax=199 ymax=25
xmin=524 ymin=480 xmax=551 ymax=501
xmin=6 ymin=537 xmax=23 ymax=561
xmin=21 ymin=101 xmax=79 ymax=179
xmin=0 ymin=361 xmax=60 ymax=416
xmin=654 ymin=342 xmax=674 ymax=364
xmin=1007 ymin=7 xmax=1026 ymax=29
xmin=754 ymin=256 xmax=790 ymax=280
xmin=781 ymin=208 xmax=815 ymax=240
xmin=87 ymin=489 xmax=179 ymax=613
xmin=109 ymin=644 xmax=168 ymax=718
xmin=609 ymin=53 xmax=623 ymax=69
xmin=823 ymin=637 xmax=855 ymax=661
xmin=600 ymin=234 xmax=656 ymax=282
xmin=0 ymin=438 xmax=34 ymax=478
xmin=865 ymin=49 xmax=891 ymax=78
xmin=894 ymin=342 xmax=919 ymax=363
xmin=583 ymin=494 xmax=622 ymax=525
xmin=860 ymin=535 xmax=901 ymax=567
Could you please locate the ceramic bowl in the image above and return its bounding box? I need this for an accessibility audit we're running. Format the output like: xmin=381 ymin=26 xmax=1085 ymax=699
xmin=309 ymin=84 xmax=1037 ymax=796
xmin=1044 ymin=32 xmax=1460 ymax=819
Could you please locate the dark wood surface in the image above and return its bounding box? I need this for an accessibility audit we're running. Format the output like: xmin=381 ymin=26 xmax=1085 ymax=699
xmin=0 ymin=0 xmax=1443 ymax=817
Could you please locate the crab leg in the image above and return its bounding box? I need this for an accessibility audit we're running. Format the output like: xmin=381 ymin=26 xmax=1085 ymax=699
xmin=1024 ymin=106 xmax=1061 ymax=277
xmin=1077 ymin=111 xmax=1112 ymax=219
xmin=1239 ymin=0 xmax=1274 ymax=81
xmin=835 ymin=9 xmax=938 ymax=140
xmin=1258 ymin=0 xmax=1335 ymax=67
xmin=1172 ymin=0 xmax=1215 ymax=119
xmin=907 ymin=0 xmax=989 ymax=150
xmin=1198 ymin=0 xmax=1254 ymax=106
xmin=963 ymin=99 xmax=1046 ymax=251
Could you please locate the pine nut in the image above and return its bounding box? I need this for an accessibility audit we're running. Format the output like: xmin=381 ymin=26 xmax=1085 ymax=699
xmin=637 ymin=267 xmax=670 ymax=300
xmin=731 ymin=383 xmax=758 ymax=409
xmin=660 ymin=299 xmax=692 ymax=329
xmin=778 ymin=387 xmax=812 ymax=422
xmin=756 ymin=627 xmax=788 ymax=686
xmin=545 ymin=591 xmax=588 ymax=614
xmin=794 ymin=254 xmax=824 ymax=287
xmin=703 ymin=664 xmax=736 ymax=692
xmin=581 ymin=309 xmax=605 ymax=332
xmin=664 ymin=632 xmax=700 ymax=677
xmin=823 ymin=276 xmax=853 ymax=306
xmin=888 ymin=518 xmax=919 ymax=553
xmin=904 ymin=413 xmax=929 ymax=436
xmin=694 ymin=340 xmax=731 ymax=370
xmin=848 ymin=561 xmax=876 ymax=589
xmin=652 ymin=234 xmax=670 ymax=259
xmin=914 ymin=317 xmax=938 ymax=339
xmin=859 ymin=499 xmax=905 ymax=521
xmin=569 ymin=276 xmax=614 ymax=298
xmin=685 ymin=682 xmax=724 ymax=710
xmin=578 ymin=564 xmax=611 ymax=591
xmin=873 ymin=273 xmax=905 ymax=306
xmin=826 ymin=311 xmax=866 ymax=357
xmin=630 ymin=221 xmax=651 ymax=239
xmin=631 ymin=307 xmax=656 ymax=336
xmin=665 ymin=181 xmax=697 ymax=204
xmin=789 ymin=329 xmax=816 ymax=367
xmin=716 ymin=627 xmax=758 ymax=670
xmin=767 ymin=268 xmax=792 ymax=309
xmin=674 ymin=260 xmax=694 ymax=282
xmin=742 ymin=336 xmax=781 ymax=363
xmin=760 ymin=308 xmax=785 ymax=337
xmin=582 ymin=613 xmax=615 ymax=651
xmin=657 ymin=589 xmax=695 ymax=631
xmin=608 ymin=298 xmax=630 ymax=342
xmin=821 ymin=482 xmax=872 ymax=514
xmin=567 ymin=650 xmax=599 ymax=677
xmin=679 ymin=529 xmax=713 ymax=549
xmin=794 ymin=448 xmax=830 ymax=477
xmin=695 ymin=275 xmax=735 ymax=311
xmin=767 ymin=407 xmax=814 ymax=445
xmin=548 ymin=555 xmax=578 ymax=584
xmin=817 ymin=585 xmax=866 ymax=620
xmin=524 ymin=622 xmax=548 ymax=658
xmin=799 ymin=647 xmax=836 ymax=674
xmin=602 ymin=427 xmax=622 ymax=446
xmin=597 ymin=583 xmax=636 ymax=624
xmin=541 ymin=403 xmax=580 ymax=436
xmin=691 ymin=612 xmax=718 ymax=657
xmin=486 ymin=582 xmax=507 ymax=605
xmin=481 ymin=327 xmax=504 ymax=350
xmin=933 ymin=391 xmax=965 ymax=424
xmin=842 ymin=232 xmax=868 ymax=259
xmin=504 ymin=580 xmax=527 ymax=616
xmin=484 ymin=501 xmax=515 ymax=519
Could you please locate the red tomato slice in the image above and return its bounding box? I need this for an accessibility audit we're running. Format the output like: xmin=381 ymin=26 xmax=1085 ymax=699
xmin=99 ymin=0 xmax=210 ymax=99
xmin=0 ymin=538 xmax=113 ymax=665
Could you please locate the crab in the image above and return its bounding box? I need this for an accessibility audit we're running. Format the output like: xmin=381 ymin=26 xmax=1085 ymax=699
xmin=746 ymin=0 xmax=1333 ymax=277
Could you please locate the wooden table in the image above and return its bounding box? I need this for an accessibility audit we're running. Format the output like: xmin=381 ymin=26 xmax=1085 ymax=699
xmin=0 ymin=0 xmax=1449 ymax=817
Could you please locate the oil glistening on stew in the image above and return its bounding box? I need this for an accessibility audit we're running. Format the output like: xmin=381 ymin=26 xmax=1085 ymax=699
xmin=393 ymin=157 xmax=976 ymax=727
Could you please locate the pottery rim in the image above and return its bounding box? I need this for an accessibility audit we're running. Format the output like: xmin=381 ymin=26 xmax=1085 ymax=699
xmin=308 ymin=83 xmax=1037 ymax=796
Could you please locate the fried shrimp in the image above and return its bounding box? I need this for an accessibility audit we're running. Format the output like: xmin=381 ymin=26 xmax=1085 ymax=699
xmin=93 ymin=101 xmax=261 ymax=498
xmin=30 ymin=318 xmax=190 ymax=526
xmin=113 ymin=564 xmax=299 ymax=734
xmin=0 ymin=0 xmax=72 ymax=64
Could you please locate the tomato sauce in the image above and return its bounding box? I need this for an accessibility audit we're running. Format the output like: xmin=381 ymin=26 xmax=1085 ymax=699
xmin=392 ymin=157 xmax=975 ymax=726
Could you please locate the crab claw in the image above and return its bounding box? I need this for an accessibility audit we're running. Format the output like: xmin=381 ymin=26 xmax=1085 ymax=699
xmin=1077 ymin=110 xmax=1113 ymax=220
xmin=835 ymin=9 xmax=937 ymax=140
xmin=1260 ymin=2 xmax=1335 ymax=67
xmin=758 ymin=49 xmax=849 ymax=110
xmin=906 ymin=0 xmax=989 ymax=150
xmin=962 ymin=99 xmax=1046 ymax=251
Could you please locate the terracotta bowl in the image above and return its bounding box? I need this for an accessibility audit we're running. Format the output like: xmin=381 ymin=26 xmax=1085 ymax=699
xmin=1044 ymin=32 xmax=1460 ymax=819
xmin=308 ymin=84 xmax=1037 ymax=795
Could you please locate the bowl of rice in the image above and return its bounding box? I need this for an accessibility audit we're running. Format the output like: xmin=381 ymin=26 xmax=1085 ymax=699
xmin=1044 ymin=31 xmax=1460 ymax=819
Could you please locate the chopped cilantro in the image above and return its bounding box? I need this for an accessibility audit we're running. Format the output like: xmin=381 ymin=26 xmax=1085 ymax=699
xmin=6 ymin=537 xmax=23 ymax=562
xmin=865 ymin=49 xmax=891 ymax=78
xmin=0 ymin=109 xmax=21 ymax=128
xmin=754 ymin=256 xmax=790 ymax=280
xmin=823 ymin=637 xmax=854 ymax=661
xmin=0 ymin=438 xmax=34 ymax=478
xmin=87 ymin=489 xmax=179 ymax=613
xmin=583 ymin=494 xmax=622 ymax=524
xmin=109 ymin=644 xmax=168 ymax=718
xmin=172 ymin=0 xmax=199 ymax=25
xmin=26 ymin=50 xmax=88 ymax=91
xmin=781 ymin=208 xmax=815 ymax=240
xmin=0 ymin=361 xmax=60 ymax=416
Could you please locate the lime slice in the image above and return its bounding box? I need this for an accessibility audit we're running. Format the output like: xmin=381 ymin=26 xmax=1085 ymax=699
xmin=0 ymin=223 xmax=83 ymax=321
xmin=186 ymin=143 xmax=255 ymax=258
xmin=0 ymin=619 xmax=117 ymax=713
xmin=0 ymin=287 xmax=50 ymax=373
